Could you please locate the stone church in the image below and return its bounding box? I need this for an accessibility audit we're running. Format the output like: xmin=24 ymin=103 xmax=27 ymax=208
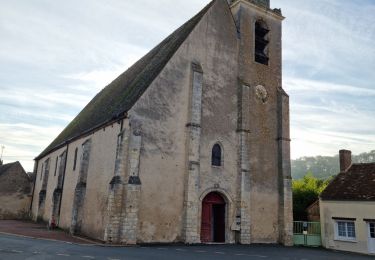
xmin=31 ymin=0 xmax=293 ymax=245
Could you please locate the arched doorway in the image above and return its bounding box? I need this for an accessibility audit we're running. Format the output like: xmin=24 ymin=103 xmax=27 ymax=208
xmin=201 ymin=192 xmax=226 ymax=243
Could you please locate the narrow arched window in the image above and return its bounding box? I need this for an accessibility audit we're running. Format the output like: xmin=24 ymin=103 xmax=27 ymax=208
xmin=40 ymin=163 xmax=44 ymax=181
xmin=73 ymin=148 xmax=78 ymax=171
xmin=211 ymin=144 xmax=222 ymax=166
xmin=255 ymin=20 xmax=269 ymax=65
xmin=54 ymin=156 xmax=58 ymax=176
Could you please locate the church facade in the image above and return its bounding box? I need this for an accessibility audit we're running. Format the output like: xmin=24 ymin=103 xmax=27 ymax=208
xmin=31 ymin=0 xmax=293 ymax=245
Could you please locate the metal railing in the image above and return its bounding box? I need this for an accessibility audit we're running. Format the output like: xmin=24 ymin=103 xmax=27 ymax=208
xmin=294 ymin=221 xmax=321 ymax=235
xmin=293 ymin=221 xmax=322 ymax=247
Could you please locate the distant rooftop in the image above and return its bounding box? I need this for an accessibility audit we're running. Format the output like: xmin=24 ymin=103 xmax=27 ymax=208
xmin=320 ymin=163 xmax=375 ymax=201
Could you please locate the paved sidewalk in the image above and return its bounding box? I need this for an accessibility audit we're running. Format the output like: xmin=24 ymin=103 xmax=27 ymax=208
xmin=0 ymin=220 xmax=97 ymax=244
xmin=1 ymin=233 xmax=373 ymax=260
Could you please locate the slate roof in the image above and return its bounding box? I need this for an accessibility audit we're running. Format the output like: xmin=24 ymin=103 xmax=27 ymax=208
xmin=36 ymin=0 xmax=215 ymax=160
xmin=0 ymin=161 xmax=24 ymax=177
xmin=320 ymin=163 xmax=375 ymax=201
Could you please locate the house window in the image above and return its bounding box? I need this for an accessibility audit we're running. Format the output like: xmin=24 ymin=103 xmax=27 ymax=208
xmin=335 ymin=220 xmax=356 ymax=241
xmin=73 ymin=148 xmax=78 ymax=171
xmin=211 ymin=144 xmax=222 ymax=166
xmin=370 ymin=223 xmax=375 ymax=238
xmin=255 ymin=20 xmax=269 ymax=65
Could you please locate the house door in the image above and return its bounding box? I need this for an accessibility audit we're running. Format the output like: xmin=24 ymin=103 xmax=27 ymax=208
xmin=201 ymin=192 xmax=225 ymax=243
xmin=368 ymin=222 xmax=375 ymax=254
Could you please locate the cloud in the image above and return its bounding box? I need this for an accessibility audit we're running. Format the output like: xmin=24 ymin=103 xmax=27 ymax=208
xmin=275 ymin=0 xmax=375 ymax=88
xmin=0 ymin=0 xmax=374 ymax=171
xmin=285 ymin=78 xmax=375 ymax=97
xmin=0 ymin=123 xmax=63 ymax=171
xmin=285 ymin=77 xmax=375 ymax=159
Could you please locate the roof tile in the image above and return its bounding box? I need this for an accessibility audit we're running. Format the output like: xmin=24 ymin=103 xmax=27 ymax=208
xmin=36 ymin=0 xmax=215 ymax=159
xmin=320 ymin=163 xmax=375 ymax=201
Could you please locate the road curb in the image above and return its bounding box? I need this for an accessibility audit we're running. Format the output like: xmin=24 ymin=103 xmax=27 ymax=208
xmin=0 ymin=231 xmax=97 ymax=246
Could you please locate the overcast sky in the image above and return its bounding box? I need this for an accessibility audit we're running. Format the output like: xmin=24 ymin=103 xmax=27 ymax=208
xmin=0 ymin=0 xmax=374 ymax=171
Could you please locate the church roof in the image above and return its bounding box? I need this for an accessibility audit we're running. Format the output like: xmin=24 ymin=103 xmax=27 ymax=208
xmin=36 ymin=1 xmax=215 ymax=160
xmin=320 ymin=163 xmax=375 ymax=201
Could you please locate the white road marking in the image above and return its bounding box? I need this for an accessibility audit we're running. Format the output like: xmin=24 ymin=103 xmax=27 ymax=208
xmin=11 ymin=249 xmax=23 ymax=253
xmin=107 ymin=258 xmax=120 ymax=260
xmin=215 ymin=251 xmax=225 ymax=254
xmin=234 ymin=253 xmax=267 ymax=258
xmin=82 ymin=256 xmax=95 ymax=259
xmin=175 ymin=248 xmax=186 ymax=251
xmin=195 ymin=250 xmax=207 ymax=253
xmin=157 ymin=247 xmax=167 ymax=250
xmin=57 ymin=253 xmax=70 ymax=256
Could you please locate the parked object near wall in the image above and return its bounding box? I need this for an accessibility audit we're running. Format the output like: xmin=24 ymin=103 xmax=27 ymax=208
xmin=0 ymin=161 xmax=33 ymax=220
xmin=320 ymin=150 xmax=375 ymax=255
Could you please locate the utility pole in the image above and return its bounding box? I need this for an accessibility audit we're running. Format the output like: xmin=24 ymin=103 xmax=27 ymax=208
xmin=0 ymin=145 xmax=4 ymax=165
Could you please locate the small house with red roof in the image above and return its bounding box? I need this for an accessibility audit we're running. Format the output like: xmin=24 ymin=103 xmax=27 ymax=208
xmin=320 ymin=150 xmax=375 ymax=255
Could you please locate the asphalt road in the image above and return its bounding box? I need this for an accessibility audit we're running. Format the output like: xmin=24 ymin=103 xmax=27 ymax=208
xmin=0 ymin=234 xmax=373 ymax=260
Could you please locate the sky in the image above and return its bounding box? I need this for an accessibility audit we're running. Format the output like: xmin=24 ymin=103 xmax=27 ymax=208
xmin=0 ymin=0 xmax=374 ymax=172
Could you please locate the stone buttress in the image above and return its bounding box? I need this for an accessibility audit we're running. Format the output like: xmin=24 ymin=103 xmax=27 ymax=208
xmin=183 ymin=63 xmax=204 ymax=243
xmin=277 ymin=88 xmax=293 ymax=246
xmin=37 ymin=158 xmax=50 ymax=221
xmin=49 ymin=150 xmax=67 ymax=226
xmin=237 ymin=81 xmax=252 ymax=244
xmin=104 ymin=119 xmax=142 ymax=244
xmin=70 ymin=139 xmax=92 ymax=234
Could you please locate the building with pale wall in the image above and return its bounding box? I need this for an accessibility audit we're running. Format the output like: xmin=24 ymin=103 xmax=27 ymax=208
xmin=0 ymin=161 xmax=33 ymax=219
xmin=320 ymin=150 xmax=375 ymax=255
xmin=31 ymin=0 xmax=293 ymax=245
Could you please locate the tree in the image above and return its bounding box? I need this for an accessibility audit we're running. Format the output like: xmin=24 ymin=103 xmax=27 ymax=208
xmin=292 ymin=173 xmax=331 ymax=221
xmin=291 ymin=150 xmax=375 ymax=180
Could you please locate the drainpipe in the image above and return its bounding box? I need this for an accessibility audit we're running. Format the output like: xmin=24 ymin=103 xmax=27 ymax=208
xmin=57 ymin=142 xmax=69 ymax=224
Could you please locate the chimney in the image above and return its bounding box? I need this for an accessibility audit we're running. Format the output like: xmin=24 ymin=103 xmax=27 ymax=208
xmin=339 ymin=150 xmax=352 ymax=172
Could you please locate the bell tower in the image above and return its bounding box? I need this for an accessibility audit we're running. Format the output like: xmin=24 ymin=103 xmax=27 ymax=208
xmin=230 ymin=0 xmax=293 ymax=246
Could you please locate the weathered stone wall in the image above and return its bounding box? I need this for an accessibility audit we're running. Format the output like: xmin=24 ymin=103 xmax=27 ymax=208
xmin=70 ymin=139 xmax=92 ymax=234
xmin=128 ymin=0 xmax=239 ymax=243
xmin=49 ymin=151 xmax=67 ymax=226
xmin=31 ymin=146 xmax=66 ymax=222
xmin=32 ymin=123 xmax=121 ymax=240
xmin=30 ymin=0 xmax=291 ymax=244
xmin=0 ymin=163 xmax=32 ymax=219
xmin=231 ymin=0 xmax=291 ymax=244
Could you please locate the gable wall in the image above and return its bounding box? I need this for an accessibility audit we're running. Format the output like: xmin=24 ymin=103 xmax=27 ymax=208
xmin=128 ymin=0 xmax=239 ymax=243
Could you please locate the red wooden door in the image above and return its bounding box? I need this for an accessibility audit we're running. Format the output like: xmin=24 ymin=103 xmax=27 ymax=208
xmin=201 ymin=200 xmax=211 ymax=242
xmin=201 ymin=192 xmax=225 ymax=243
